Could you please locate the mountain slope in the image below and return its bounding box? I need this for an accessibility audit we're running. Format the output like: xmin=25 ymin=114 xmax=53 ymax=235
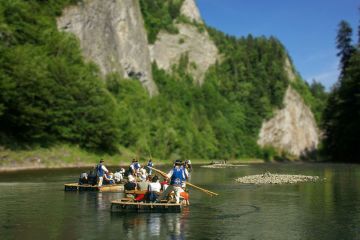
xmin=0 ymin=0 xmax=321 ymax=161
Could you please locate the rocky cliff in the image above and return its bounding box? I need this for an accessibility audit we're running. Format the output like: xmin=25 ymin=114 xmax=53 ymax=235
xmin=149 ymin=0 xmax=219 ymax=84
xmin=57 ymin=0 xmax=319 ymax=158
xmin=257 ymin=58 xmax=319 ymax=157
xmin=57 ymin=0 xmax=158 ymax=96
xmin=180 ymin=0 xmax=203 ymax=23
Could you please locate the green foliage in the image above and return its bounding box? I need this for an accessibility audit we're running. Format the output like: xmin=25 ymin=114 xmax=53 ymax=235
xmin=322 ymin=19 xmax=360 ymax=163
xmin=0 ymin=0 xmax=120 ymax=152
xmin=322 ymin=49 xmax=360 ymax=163
xmin=336 ymin=20 xmax=355 ymax=76
xmin=104 ymin=29 xmax=296 ymax=159
xmin=139 ymin=0 xmax=184 ymax=43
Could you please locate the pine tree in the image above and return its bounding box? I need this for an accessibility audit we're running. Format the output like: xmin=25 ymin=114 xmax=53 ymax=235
xmin=358 ymin=7 xmax=360 ymax=47
xmin=336 ymin=21 xmax=354 ymax=77
xmin=323 ymin=19 xmax=360 ymax=163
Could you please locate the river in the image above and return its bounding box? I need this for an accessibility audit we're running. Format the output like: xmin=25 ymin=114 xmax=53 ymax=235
xmin=0 ymin=163 xmax=359 ymax=240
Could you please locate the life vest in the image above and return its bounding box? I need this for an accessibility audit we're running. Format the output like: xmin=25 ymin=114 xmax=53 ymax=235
xmin=170 ymin=166 xmax=186 ymax=186
xmin=147 ymin=161 xmax=153 ymax=167
xmin=134 ymin=162 xmax=140 ymax=170
xmin=96 ymin=164 xmax=104 ymax=177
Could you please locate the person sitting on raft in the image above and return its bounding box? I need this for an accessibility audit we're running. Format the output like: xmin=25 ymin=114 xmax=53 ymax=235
xmin=147 ymin=175 xmax=161 ymax=202
xmin=124 ymin=175 xmax=137 ymax=199
xmin=138 ymin=167 xmax=148 ymax=182
xmin=134 ymin=175 xmax=152 ymax=202
xmin=157 ymin=159 xmax=189 ymax=204
xmin=95 ymin=159 xmax=109 ymax=187
xmin=103 ymin=172 xmax=115 ymax=185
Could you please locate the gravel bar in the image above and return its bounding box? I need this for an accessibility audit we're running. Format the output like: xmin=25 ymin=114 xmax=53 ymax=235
xmin=235 ymin=172 xmax=320 ymax=184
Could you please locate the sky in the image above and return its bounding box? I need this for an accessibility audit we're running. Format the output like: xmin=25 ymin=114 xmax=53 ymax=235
xmin=196 ymin=0 xmax=359 ymax=90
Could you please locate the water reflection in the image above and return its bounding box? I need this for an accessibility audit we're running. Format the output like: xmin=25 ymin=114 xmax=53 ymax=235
xmin=112 ymin=208 xmax=190 ymax=240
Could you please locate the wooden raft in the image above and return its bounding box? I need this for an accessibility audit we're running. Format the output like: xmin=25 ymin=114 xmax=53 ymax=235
xmin=64 ymin=183 xmax=124 ymax=193
xmin=111 ymin=198 xmax=183 ymax=213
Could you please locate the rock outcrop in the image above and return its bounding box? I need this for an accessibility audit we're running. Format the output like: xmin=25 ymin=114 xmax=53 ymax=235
xmin=258 ymin=86 xmax=319 ymax=157
xmin=57 ymin=0 xmax=158 ymax=96
xmin=284 ymin=57 xmax=296 ymax=82
xmin=257 ymin=56 xmax=319 ymax=157
xmin=149 ymin=0 xmax=218 ymax=85
xmin=180 ymin=0 xmax=203 ymax=23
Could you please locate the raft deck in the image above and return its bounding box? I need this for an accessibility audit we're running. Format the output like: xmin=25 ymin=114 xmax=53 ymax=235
xmin=111 ymin=198 xmax=183 ymax=213
xmin=64 ymin=183 xmax=124 ymax=192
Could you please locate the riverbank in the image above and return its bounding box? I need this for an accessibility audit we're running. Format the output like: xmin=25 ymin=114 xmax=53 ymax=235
xmin=0 ymin=145 xmax=264 ymax=172
xmin=0 ymin=144 xmax=136 ymax=172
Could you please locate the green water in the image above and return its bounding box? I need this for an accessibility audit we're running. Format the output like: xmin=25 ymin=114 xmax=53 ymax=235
xmin=0 ymin=163 xmax=359 ymax=240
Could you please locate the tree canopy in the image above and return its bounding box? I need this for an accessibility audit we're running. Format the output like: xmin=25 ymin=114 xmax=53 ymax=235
xmin=322 ymin=19 xmax=360 ymax=163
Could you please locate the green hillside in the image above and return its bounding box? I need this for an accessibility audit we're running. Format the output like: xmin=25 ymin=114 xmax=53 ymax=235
xmin=0 ymin=0 xmax=325 ymax=164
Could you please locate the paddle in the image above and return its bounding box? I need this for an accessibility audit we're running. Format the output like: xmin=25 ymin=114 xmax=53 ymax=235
xmin=150 ymin=167 xmax=218 ymax=196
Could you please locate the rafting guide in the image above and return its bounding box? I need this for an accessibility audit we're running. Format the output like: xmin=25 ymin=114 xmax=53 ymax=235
xmin=95 ymin=159 xmax=109 ymax=187
xmin=157 ymin=159 xmax=189 ymax=204
xmin=146 ymin=159 xmax=153 ymax=175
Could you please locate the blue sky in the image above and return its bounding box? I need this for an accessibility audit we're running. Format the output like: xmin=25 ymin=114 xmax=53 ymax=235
xmin=196 ymin=0 xmax=359 ymax=90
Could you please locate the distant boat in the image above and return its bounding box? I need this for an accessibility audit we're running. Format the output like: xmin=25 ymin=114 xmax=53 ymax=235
xmin=64 ymin=183 xmax=124 ymax=192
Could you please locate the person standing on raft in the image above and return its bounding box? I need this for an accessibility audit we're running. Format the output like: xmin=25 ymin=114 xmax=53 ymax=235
xmin=146 ymin=159 xmax=153 ymax=175
xmin=157 ymin=159 xmax=189 ymax=204
xmin=95 ymin=159 xmax=109 ymax=187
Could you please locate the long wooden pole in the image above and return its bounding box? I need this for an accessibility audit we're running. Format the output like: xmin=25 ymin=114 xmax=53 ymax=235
xmin=185 ymin=182 xmax=218 ymax=196
xmin=150 ymin=167 xmax=218 ymax=196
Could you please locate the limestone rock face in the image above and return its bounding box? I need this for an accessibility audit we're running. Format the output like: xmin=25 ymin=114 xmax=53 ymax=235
xmin=180 ymin=0 xmax=203 ymax=23
xmin=149 ymin=23 xmax=218 ymax=84
xmin=284 ymin=57 xmax=296 ymax=82
xmin=57 ymin=0 xmax=158 ymax=96
xmin=149 ymin=0 xmax=218 ymax=85
xmin=257 ymin=86 xmax=319 ymax=157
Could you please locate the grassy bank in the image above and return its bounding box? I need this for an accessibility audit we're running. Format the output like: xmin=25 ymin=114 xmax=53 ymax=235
xmin=0 ymin=144 xmax=264 ymax=172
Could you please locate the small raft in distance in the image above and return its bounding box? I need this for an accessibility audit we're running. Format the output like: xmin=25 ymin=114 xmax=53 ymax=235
xmin=64 ymin=183 xmax=124 ymax=192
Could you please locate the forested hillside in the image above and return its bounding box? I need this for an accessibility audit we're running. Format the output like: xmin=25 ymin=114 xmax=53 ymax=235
xmin=322 ymin=20 xmax=360 ymax=163
xmin=0 ymin=0 xmax=326 ymax=162
xmin=0 ymin=0 xmax=120 ymax=152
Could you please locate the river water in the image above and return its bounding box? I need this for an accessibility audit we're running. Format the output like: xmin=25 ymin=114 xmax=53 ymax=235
xmin=0 ymin=163 xmax=359 ymax=240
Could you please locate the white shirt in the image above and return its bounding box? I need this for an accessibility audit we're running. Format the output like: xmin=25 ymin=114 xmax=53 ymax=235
xmin=148 ymin=182 xmax=161 ymax=192
xmin=102 ymin=165 xmax=108 ymax=173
